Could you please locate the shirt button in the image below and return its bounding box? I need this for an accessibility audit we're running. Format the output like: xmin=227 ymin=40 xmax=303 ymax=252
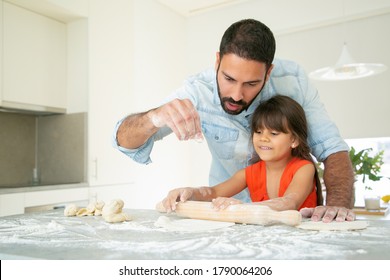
xmin=215 ymin=136 xmax=219 ymax=140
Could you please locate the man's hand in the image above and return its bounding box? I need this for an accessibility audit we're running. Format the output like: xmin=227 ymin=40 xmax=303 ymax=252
xmin=148 ymin=98 xmax=203 ymax=141
xmin=300 ymin=206 xmax=356 ymax=223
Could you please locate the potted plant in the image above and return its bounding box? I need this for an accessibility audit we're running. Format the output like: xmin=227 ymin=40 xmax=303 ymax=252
xmin=349 ymin=146 xmax=385 ymax=210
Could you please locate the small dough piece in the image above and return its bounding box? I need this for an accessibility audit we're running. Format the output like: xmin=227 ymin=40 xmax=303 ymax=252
xmin=102 ymin=199 xmax=131 ymax=223
xmin=70 ymin=201 xmax=106 ymax=217
xmin=296 ymin=220 xmax=368 ymax=231
xmin=155 ymin=216 xmax=235 ymax=232
xmin=65 ymin=199 xmax=130 ymax=223
xmin=102 ymin=199 xmax=124 ymax=216
xmin=76 ymin=207 xmax=89 ymax=216
xmin=94 ymin=200 xmax=105 ymax=216
xmin=104 ymin=212 xmax=131 ymax=223
xmin=64 ymin=204 xmax=79 ymax=216
xmin=86 ymin=202 xmax=96 ymax=214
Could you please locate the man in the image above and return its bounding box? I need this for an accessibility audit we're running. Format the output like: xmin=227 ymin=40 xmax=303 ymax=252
xmin=113 ymin=19 xmax=355 ymax=222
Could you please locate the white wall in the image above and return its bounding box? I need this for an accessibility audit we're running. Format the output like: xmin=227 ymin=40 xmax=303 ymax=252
xmin=277 ymin=13 xmax=390 ymax=140
xmin=128 ymin=0 xmax=190 ymax=207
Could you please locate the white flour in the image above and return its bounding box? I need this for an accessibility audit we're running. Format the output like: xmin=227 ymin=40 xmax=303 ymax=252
xmin=0 ymin=210 xmax=388 ymax=259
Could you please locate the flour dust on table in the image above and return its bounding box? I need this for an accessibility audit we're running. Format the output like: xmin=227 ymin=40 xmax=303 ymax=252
xmin=1 ymin=209 xmax=389 ymax=259
xmin=154 ymin=216 xmax=235 ymax=232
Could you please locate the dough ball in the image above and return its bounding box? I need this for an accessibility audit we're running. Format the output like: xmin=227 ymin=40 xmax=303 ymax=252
xmin=95 ymin=200 xmax=105 ymax=210
xmin=93 ymin=200 xmax=105 ymax=216
xmin=102 ymin=199 xmax=125 ymax=216
xmin=86 ymin=202 xmax=96 ymax=214
xmin=64 ymin=204 xmax=79 ymax=216
xmin=102 ymin=199 xmax=129 ymax=223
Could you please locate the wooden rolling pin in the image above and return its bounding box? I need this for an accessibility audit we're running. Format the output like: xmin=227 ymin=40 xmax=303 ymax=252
xmin=156 ymin=201 xmax=301 ymax=226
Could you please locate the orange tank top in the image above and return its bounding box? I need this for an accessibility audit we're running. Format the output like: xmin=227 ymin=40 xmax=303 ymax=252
xmin=245 ymin=157 xmax=317 ymax=210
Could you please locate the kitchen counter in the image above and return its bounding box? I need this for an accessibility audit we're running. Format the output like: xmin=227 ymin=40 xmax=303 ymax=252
xmin=0 ymin=183 xmax=90 ymax=217
xmin=0 ymin=183 xmax=88 ymax=195
xmin=0 ymin=208 xmax=389 ymax=260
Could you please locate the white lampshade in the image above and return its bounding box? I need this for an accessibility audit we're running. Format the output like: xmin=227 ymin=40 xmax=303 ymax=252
xmin=309 ymin=44 xmax=388 ymax=81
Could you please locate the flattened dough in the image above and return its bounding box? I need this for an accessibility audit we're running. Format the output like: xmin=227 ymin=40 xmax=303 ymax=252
xmin=296 ymin=220 xmax=368 ymax=231
xmin=155 ymin=216 xmax=235 ymax=232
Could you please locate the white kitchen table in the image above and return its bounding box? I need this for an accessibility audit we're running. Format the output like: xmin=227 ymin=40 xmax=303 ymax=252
xmin=0 ymin=208 xmax=389 ymax=260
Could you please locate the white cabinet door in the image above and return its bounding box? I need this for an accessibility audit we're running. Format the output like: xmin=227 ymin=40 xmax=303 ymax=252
xmin=24 ymin=187 xmax=89 ymax=208
xmin=87 ymin=0 xmax=136 ymax=187
xmin=0 ymin=193 xmax=24 ymax=217
xmin=0 ymin=2 xmax=2 ymax=106
xmin=1 ymin=2 xmax=66 ymax=113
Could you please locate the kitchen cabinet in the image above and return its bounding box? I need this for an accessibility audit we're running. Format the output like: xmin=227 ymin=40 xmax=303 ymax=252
xmin=0 ymin=1 xmax=67 ymax=113
xmin=23 ymin=186 xmax=89 ymax=209
xmin=0 ymin=184 xmax=89 ymax=217
xmin=0 ymin=3 xmax=2 ymax=103
xmin=87 ymin=0 xmax=137 ymax=187
xmin=0 ymin=193 xmax=24 ymax=217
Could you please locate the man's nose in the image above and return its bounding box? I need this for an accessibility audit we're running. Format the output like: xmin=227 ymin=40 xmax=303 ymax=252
xmin=230 ymin=85 xmax=244 ymax=101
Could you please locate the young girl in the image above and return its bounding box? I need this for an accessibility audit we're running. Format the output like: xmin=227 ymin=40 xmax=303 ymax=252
xmin=161 ymin=95 xmax=323 ymax=212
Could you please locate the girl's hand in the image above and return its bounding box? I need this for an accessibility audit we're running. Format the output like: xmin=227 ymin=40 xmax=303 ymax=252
xmin=212 ymin=197 xmax=242 ymax=210
xmin=162 ymin=187 xmax=194 ymax=213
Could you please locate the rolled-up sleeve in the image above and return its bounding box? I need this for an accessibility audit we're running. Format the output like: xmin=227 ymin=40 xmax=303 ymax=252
xmin=112 ymin=118 xmax=173 ymax=164
xmin=111 ymin=118 xmax=152 ymax=164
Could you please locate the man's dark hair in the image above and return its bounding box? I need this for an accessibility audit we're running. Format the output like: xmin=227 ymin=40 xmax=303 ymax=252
xmin=219 ymin=19 xmax=276 ymax=67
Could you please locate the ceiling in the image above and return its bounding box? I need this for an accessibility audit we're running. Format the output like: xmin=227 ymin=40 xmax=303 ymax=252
xmin=157 ymin=0 xmax=250 ymax=17
xmin=4 ymin=0 xmax=88 ymax=22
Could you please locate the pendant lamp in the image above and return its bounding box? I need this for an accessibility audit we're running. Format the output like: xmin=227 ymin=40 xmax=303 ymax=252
xmin=309 ymin=43 xmax=388 ymax=81
xmin=309 ymin=0 xmax=387 ymax=81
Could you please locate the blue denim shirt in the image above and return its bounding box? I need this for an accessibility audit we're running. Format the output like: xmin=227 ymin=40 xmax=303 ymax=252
xmin=112 ymin=58 xmax=349 ymax=202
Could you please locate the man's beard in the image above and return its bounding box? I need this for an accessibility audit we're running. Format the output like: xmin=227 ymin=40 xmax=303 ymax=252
xmin=220 ymin=95 xmax=248 ymax=115
xmin=216 ymin=78 xmax=263 ymax=116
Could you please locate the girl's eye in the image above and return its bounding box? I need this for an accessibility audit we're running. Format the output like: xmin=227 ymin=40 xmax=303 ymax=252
xmin=271 ymin=132 xmax=279 ymax=136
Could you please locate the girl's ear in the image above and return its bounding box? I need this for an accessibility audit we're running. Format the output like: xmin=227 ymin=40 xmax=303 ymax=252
xmin=291 ymin=139 xmax=300 ymax=148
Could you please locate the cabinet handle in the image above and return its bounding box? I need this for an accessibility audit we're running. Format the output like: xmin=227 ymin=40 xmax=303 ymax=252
xmin=93 ymin=158 xmax=98 ymax=180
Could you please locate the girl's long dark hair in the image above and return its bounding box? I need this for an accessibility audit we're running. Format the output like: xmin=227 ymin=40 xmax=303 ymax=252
xmin=251 ymin=95 xmax=323 ymax=206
